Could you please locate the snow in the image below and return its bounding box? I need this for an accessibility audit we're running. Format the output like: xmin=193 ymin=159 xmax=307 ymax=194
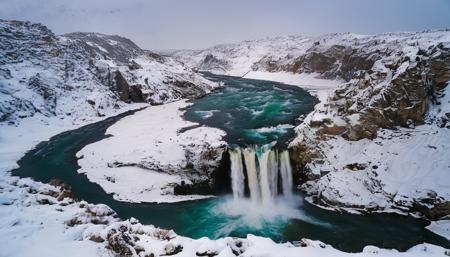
xmin=244 ymin=71 xmax=341 ymax=91
xmin=86 ymin=41 xmax=109 ymax=53
xmin=253 ymin=124 xmax=295 ymax=133
xmin=427 ymin=220 xmax=450 ymax=240
xmin=76 ymin=100 xmax=227 ymax=203
xmin=297 ymin=123 xmax=450 ymax=211
xmin=118 ymin=55 xmax=219 ymax=104
xmin=244 ymin=71 xmax=342 ymax=102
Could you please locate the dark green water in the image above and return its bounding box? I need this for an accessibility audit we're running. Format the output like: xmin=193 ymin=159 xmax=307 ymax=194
xmin=184 ymin=73 xmax=318 ymax=147
xmin=11 ymin=75 xmax=450 ymax=252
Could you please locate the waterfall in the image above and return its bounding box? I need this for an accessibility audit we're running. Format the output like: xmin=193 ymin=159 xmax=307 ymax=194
xmin=257 ymin=147 xmax=272 ymax=203
xmin=268 ymin=149 xmax=279 ymax=197
xmin=279 ymin=150 xmax=294 ymax=199
xmin=228 ymin=144 xmax=294 ymax=203
xmin=242 ymin=148 xmax=260 ymax=201
xmin=229 ymin=148 xmax=245 ymax=199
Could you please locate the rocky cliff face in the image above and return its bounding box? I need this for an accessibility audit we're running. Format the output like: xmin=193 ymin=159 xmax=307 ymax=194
xmin=64 ymin=32 xmax=148 ymax=64
xmin=289 ymin=37 xmax=450 ymax=218
xmin=0 ymin=20 xmax=218 ymax=125
xmin=309 ymin=43 xmax=450 ymax=141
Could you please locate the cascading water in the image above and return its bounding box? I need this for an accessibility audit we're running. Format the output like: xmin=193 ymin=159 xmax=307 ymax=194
xmin=279 ymin=150 xmax=294 ymax=199
xmin=229 ymin=144 xmax=294 ymax=204
xmin=229 ymin=148 xmax=245 ymax=199
xmin=242 ymin=148 xmax=260 ymax=201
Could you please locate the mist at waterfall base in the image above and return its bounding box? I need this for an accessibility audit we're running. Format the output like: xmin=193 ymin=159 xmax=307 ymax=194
xmin=211 ymin=145 xmax=329 ymax=239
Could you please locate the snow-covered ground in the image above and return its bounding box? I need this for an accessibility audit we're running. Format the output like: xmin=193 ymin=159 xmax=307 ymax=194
xmin=427 ymin=220 xmax=450 ymax=241
xmin=300 ymin=125 xmax=450 ymax=211
xmin=243 ymin=70 xmax=341 ymax=102
xmin=76 ymin=100 xmax=227 ymax=203
xmin=1 ymin=174 xmax=449 ymax=257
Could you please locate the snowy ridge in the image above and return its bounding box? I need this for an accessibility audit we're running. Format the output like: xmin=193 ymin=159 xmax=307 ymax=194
xmin=289 ymin=40 xmax=450 ymax=218
xmin=173 ymin=30 xmax=450 ymax=79
xmin=0 ymin=19 xmax=219 ymax=126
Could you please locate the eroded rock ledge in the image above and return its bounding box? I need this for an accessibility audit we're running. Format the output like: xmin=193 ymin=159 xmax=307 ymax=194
xmin=289 ymin=38 xmax=450 ymax=219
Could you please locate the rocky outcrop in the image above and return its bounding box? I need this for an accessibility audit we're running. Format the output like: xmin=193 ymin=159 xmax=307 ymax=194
xmin=312 ymin=44 xmax=450 ymax=141
xmin=114 ymin=71 xmax=130 ymax=102
xmin=253 ymin=44 xmax=379 ymax=81
xmin=64 ymin=32 xmax=148 ymax=64
xmin=289 ymin=38 xmax=450 ymax=218
xmin=197 ymin=54 xmax=230 ymax=72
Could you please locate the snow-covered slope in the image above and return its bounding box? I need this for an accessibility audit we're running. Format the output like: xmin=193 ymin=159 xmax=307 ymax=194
xmin=0 ymin=20 xmax=219 ymax=126
xmin=1 ymin=175 xmax=449 ymax=257
xmin=173 ymin=31 xmax=449 ymax=79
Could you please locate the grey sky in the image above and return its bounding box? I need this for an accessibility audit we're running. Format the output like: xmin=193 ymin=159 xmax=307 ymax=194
xmin=1 ymin=0 xmax=449 ymax=50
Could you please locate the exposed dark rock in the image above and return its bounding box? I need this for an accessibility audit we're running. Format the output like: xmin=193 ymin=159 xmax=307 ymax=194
xmin=128 ymin=60 xmax=142 ymax=70
xmin=129 ymin=85 xmax=146 ymax=102
xmin=252 ymin=44 xmax=379 ymax=81
xmin=163 ymin=243 xmax=183 ymax=256
xmin=198 ymin=54 xmax=230 ymax=71
xmin=89 ymin=235 xmax=105 ymax=243
xmin=413 ymin=201 xmax=450 ymax=220
xmin=345 ymin=163 xmax=368 ymax=171
xmin=196 ymin=250 xmax=218 ymax=257
xmin=106 ymin=228 xmax=135 ymax=257
xmin=114 ymin=71 xmax=130 ymax=102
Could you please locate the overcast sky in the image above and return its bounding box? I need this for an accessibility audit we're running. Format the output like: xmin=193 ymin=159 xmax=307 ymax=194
xmin=1 ymin=0 xmax=449 ymax=50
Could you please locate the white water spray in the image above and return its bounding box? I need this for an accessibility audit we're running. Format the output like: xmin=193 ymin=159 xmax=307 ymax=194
xmin=228 ymin=144 xmax=294 ymax=203
xmin=280 ymin=150 xmax=294 ymax=199
xmin=229 ymin=148 xmax=245 ymax=199
xmin=242 ymin=148 xmax=260 ymax=201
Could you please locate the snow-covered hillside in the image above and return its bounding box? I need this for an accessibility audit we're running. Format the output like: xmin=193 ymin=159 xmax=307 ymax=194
xmin=172 ymin=31 xmax=450 ymax=79
xmin=0 ymin=20 xmax=219 ymax=126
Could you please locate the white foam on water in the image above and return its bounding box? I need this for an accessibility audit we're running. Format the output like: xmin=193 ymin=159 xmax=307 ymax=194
xmin=210 ymin=195 xmax=332 ymax=238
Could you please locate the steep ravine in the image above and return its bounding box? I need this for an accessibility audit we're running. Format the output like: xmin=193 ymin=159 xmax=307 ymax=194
xmin=173 ymin=30 xmax=450 ymax=220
